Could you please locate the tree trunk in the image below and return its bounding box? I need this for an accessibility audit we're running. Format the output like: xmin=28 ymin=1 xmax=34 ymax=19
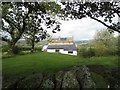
xmin=31 ymin=42 xmax=34 ymax=53
xmin=8 ymin=42 xmax=16 ymax=54
xmin=31 ymin=38 xmax=35 ymax=53
xmin=8 ymin=37 xmax=20 ymax=54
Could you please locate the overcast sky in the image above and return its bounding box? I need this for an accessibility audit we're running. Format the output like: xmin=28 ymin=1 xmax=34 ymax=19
xmin=47 ymin=15 xmax=118 ymax=41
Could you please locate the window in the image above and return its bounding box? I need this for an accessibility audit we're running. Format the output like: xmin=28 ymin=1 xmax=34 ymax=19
xmin=55 ymin=49 xmax=59 ymax=52
xmin=68 ymin=51 xmax=73 ymax=54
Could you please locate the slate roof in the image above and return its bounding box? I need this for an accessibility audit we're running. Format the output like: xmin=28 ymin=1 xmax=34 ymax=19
xmin=47 ymin=44 xmax=77 ymax=51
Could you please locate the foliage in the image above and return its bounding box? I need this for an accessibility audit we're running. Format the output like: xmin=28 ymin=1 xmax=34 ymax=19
xmin=2 ymin=45 xmax=20 ymax=55
xmin=78 ymin=47 xmax=95 ymax=58
xmin=2 ymin=45 xmax=9 ymax=52
xmin=23 ymin=2 xmax=61 ymax=52
xmin=94 ymin=42 xmax=109 ymax=56
xmin=94 ymin=29 xmax=114 ymax=47
xmin=18 ymin=46 xmax=42 ymax=51
xmin=92 ymin=29 xmax=118 ymax=56
xmin=77 ymin=29 xmax=118 ymax=57
xmin=59 ymin=1 xmax=120 ymax=33
xmin=10 ymin=46 xmax=21 ymax=54
xmin=2 ymin=45 xmax=42 ymax=58
xmin=1 ymin=2 xmax=61 ymax=54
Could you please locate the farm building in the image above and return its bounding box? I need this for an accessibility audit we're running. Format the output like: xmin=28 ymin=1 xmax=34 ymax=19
xmin=43 ymin=37 xmax=77 ymax=56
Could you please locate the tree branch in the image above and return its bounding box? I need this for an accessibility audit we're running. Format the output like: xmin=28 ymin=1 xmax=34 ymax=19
xmin=89 ymin=16 xmax=120 ymax=33
xmin=2 ymin=16 xmax=20 ymax=30
xmin=111 ymin=8 xmax=120 ymax=18
xmin=2 ymin=37 xmax=10 ymax=43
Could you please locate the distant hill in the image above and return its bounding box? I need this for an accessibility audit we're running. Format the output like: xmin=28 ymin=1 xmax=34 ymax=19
xmin=75 ymin=40 xmax=89 ymax=45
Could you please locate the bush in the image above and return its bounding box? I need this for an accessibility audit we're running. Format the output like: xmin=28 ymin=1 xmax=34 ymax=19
xmin=34 ymin=46 xmax=42 ymax=51
xmin=18 ymin=46 xmax=42 ymax=52
xmin=2 ymin=45 xmax=9 ymax=52
xmin=78 ymin=47 xmax=95 ymax=58
xmin=18 ymin=46 xmax=31 ymax=51
xmin=12 ymin=46 xmax=21 ymax=54
xmin=94 ymin=43 xmax=109 ymax=56
xmin=87 ymin=48 xmax=95 ymax=57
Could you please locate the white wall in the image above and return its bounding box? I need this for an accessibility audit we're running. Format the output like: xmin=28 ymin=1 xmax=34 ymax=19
xmin=48 ymin=43 xmax=73 ymax=45
xmin=60 ymin=50 xmax=77 ymax=56
xmin=69 ymin=51 xmax=77 ymax=56
xmin=47 ymin=49 xmax=56 ymax=53
xmin=47 ymin=49 xmax=77 ymax=56
xmin=60 ymin=50 xmax=68 ymax=55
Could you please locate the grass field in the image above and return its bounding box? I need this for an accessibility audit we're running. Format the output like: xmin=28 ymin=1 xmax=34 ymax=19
xmin=2 ymin=52 xmax=119 ymax=88
xmin=3 ymin=52 xmax=118 ymax=76
xmin=3 ymin=52 xmax=80 ymax=76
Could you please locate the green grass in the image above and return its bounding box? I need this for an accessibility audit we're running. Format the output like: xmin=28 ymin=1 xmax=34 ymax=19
xmin=2 ymin=52 xmax=80 ymax=76
xmin=78 ymin=56 xmax=118 ymax=69
xmin=2 ymin=52 xmax=119 ymax=88
xmin=3 ymin=52 xmax=118 ymax=77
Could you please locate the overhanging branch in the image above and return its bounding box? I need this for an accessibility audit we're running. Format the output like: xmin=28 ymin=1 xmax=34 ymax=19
xmin=89 ymin=16 xmax=120 ymax=33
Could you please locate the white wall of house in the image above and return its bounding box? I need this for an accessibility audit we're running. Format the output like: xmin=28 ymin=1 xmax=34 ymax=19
xmin=60 ymin=50 xmax=68 ymax=55
xmin=69 ymin=51 xmax=77 ymax=56
xmin=47 ymin=49 xmax=56 ymax=53
xmin=47 ymin=49 xmax=77 ymax=56
xmin=48 ymin=43 xmax=73 ymax=45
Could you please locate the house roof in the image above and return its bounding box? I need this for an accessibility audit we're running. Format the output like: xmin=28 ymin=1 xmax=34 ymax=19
xmin=49 ymin=37 xmax=73 ymax=43
xmin=47 ymin=44 xmax=77 ymax=51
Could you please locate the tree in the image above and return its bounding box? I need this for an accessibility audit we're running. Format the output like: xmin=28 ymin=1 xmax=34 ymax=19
xmin=23 ymin=2 xmax=60 ymax=52
xmin=59 ymin=1 xmax=120 ymax=33
xmin=1 ymin=2 xmax=61 ymax=54
xmin=24 ymin=13 xmax=50 ymax=52
xmin=2 ymin=2 xmax=30 ymax=54
xmin=94 ymin=29 xmax=114 ymax=47
xmin=93 ymin=29 xmax=117 ymax=56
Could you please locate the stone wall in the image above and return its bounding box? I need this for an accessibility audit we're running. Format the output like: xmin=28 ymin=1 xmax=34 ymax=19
xmin=3 ymin=65 xmax=96 ymax=89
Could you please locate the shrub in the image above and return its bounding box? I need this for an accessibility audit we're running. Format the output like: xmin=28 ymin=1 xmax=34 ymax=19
xmin=12 ymin=46 xmax=21 ymax=54
xmin=34 ymin=46 xmax=42 ymax=51
xmin=18 ymin=46 xmax=42 ymax=52
xmin=18 ymin=46 xmax=31 ymax=51
xmin=87 ymin=47 xmax=95 ymax=57
xmin=2 ymin=45 xmax=9 ymax=52
xmin=78 ymin=47 xmax=95 ymax=58
xmin=94 ymin=43 xmax=109 ymax=56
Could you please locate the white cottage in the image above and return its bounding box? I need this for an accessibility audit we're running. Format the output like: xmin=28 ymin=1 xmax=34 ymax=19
xmin=45 ymin=37 xmax=77 ymax=56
